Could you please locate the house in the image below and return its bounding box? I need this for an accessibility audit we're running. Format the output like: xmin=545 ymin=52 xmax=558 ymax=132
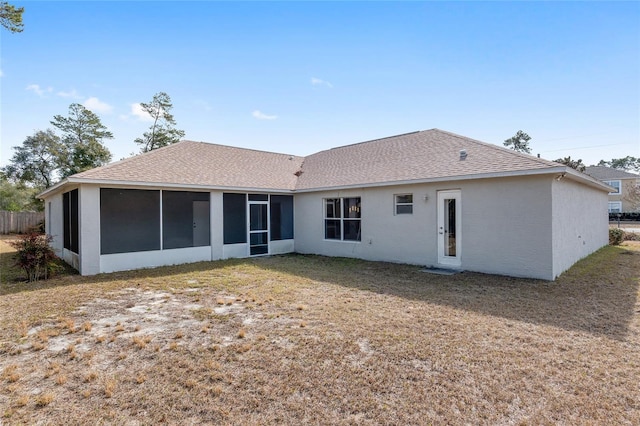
xmin=584 ymin=166 xmax=640 ymax=213
xmin=39 ymin=129 xmax=611 ymax=280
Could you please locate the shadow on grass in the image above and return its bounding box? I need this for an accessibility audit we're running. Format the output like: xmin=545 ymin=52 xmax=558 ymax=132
xmin=2 ymin=240 xmax=638 ymax=341
xmin=253 ymin=245 xmax=640 ymax=341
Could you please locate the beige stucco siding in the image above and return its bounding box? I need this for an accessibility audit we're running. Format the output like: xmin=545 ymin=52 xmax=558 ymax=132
xmin=551 ymin=178 xmax=608 ymax=278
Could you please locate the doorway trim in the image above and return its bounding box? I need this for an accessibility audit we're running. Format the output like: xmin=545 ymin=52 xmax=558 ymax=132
xmin=437 ymin=189 xmax=462 ymax=267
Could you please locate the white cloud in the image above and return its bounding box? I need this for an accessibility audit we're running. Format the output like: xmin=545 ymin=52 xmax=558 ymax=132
xmin=57 ymin=89 xmax=81 ymax=99
xmin=83 ymin=97 xmax=113 ymax=114
xmin=130 ymin=103 xmax=154 ymax=122
xmin=26 ymin=84 xmax=53 ymax=97
xmin=311 ymin=77 xmax=333 ymax=88
xmin=252 ymin=110 xmax=278 ymax=120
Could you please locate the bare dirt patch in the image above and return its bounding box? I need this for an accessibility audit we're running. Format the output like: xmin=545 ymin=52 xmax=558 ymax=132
xmin=1 ymin=240 xmax=639 ymax=424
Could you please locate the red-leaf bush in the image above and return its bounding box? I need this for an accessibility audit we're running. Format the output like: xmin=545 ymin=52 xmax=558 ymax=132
xmin=9 ymin=233 xmax=58 ymax=282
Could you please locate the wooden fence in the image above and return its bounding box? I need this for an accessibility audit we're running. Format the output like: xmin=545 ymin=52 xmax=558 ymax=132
xmin=0 ymin=211 xmax=45 ymax=234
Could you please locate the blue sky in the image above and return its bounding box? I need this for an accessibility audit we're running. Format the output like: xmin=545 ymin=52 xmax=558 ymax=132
xmin=1 ymin=1 xmax=639 ymax=167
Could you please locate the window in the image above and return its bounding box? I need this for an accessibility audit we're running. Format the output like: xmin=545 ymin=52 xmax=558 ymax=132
xmin=324 ymin=197 xmax=361 ymax=241
xmin=223 ymin=193 xmax=247 ymax=244
xmin=394 ymin=194 xmax=413 ymax=215
xmin=162 ymin=191 xmax=210 ymax=249
xmin=603 ymin=180 xmax=621 ymax=194
xmin=608 ymin=202 xmax=622 ymax=213
xmin=100 ymin=189 xmax=160 ymax=254
xmin=63 ymin=189 xmax=79 ymax=253
xmin=270 ymin=195 xmax=294 ymax=241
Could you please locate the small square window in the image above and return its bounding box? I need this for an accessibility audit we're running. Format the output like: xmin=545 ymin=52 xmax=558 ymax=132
xmin=395 ymin=194 xmax=413 ymax=215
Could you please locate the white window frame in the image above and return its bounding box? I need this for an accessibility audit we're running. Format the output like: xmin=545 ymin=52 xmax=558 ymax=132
xmin=324 ymin=197 xmax=361 ymax=242
xmin=608 ymin=201 xmax=622 ymax=213
xmin=603 ymin=180 xmax=621 ymax=194
xmin=394 ymin=193 xmax=413 ymax=215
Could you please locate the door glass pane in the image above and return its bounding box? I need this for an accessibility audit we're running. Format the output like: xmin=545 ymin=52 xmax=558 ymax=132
xmin=250 ymin=245 xmax=269 ymax=255
xmin=444 ymin=198 xmax=456 ymax=256
xmin=250 ymin=232 xmax=268 ymax=245
xmin=250 ymin=204 xmax=267 ymax=231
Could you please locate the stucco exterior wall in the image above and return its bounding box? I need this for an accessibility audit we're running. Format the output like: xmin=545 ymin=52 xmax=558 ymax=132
xmin=551 ymin=178 xmax=609 ymax=278
xmin=460 ymin=176 xmax=553 ymax=279
xmin=45 ymin=193 xmax=64 ymax=256
xmin=294 ymin=176 xmax=556 ymax=280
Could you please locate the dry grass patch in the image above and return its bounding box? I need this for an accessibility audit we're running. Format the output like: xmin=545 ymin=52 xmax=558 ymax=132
xmin=1 ymin=238 xmax=639 ymax=424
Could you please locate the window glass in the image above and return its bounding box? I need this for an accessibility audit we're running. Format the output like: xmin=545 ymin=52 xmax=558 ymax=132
xmin=343 ymin=197 xmax=361 ymax=218
xmin=343 ymin=220 xmax=361 ymax=241
xmin=101 ymin=189 xmax=160 ymax=254
xmin=324 ymin=197 xmax=361 ymax=241
xmin=326 ymin=199 xmax=341 ymax=218
xmin=270 ymin=195 xmax=294 ymax=241
xmin=325 ymin=220 xmax=341 ymax=240
xmin=162 ymin=191 xmax=210 ymax=249
xmin=223 ymin=193 xmax=247 ymax=244
xmin=604 ymin=180 xmax=621 ymax=194
xmin=608 ymin=202 xmax=622 ymax=213
xmin=395 ymin=194 xmax=413 ymax=215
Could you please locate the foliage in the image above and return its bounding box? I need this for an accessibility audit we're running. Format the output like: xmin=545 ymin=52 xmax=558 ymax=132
xmin=0 ymin=177 xmax=42 ymax=211
xmin=134 ymin=92 xmax=185 ymax=153
xmin=51 ymin=103 xmax=113 ymax=177
xmin=554 ymin=156 xmax=586 ymax=172
xmin=597 ymin=156 xmax=640 ymax=173
xmin=503 ymin=130 xmax=532 ymax=154
xmin=609 ymin=228 xmax=625 ymax=245
xmin=0 ymin=1 xmax=23 ymax=33
xmin=9 ymin=233 xmax=58 ymax=282
xmin=624 ymin=231 xmax=640 ymax=242
xmin=1 ymin=129 xmax=63 ymax=189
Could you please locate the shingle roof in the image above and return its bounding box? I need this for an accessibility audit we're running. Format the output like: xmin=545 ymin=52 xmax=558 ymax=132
xmin=73 ymin=141 xmax=304 ymax=191
xmin=584 ymin=166 xmax=640 ymax=181
xmin=57 ymin=129 xmax=572 ymax=194
xmin=295 ymin=129 xmax=561 ymax=190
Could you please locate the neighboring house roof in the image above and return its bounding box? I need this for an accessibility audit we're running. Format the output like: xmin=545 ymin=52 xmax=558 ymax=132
xmin=71 ymin=141 xmax=304 ymax=191
xmin=39 ymin=128 xmax=609 ymax=197
xmin=584 ymin=166 xmax=640 ymax=181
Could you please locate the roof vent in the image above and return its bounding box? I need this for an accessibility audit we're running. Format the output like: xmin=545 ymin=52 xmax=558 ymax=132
xmin=459 ymin=149 xmax=467 ymax=160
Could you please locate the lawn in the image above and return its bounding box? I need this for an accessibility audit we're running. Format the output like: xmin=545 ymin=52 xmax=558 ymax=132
xmin=1 ymin=237 xmax=639 ymax=424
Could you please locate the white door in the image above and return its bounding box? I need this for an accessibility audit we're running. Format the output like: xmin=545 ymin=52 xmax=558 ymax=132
xmin=192 ymin=201 xmax=210 ymax=247
xmin=437 ymin=190 xmax=461 ymax=267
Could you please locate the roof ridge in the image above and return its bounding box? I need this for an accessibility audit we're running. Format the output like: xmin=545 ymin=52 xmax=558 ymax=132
xmin=430 ymin=129 xmax=560 ymax=167
xmin=181 ymin=139 xmax=302 ymax=158
xmin=316 ymin=130 xmax=422 ymax=153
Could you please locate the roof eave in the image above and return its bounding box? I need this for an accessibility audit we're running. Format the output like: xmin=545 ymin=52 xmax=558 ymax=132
xmin=294 ymin=166 xmax=608 ymax=193
xmin=39 ymin=177 xmax=296 ymax=196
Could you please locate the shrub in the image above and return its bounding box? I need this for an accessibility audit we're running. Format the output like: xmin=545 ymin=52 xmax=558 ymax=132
xmin=624 ymin=231 xmax=640 ymax=241
xmin=9 ymin=233 xmax=58 ymax=282
xmin=609 ymin=228 xmax=625 ymax=245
